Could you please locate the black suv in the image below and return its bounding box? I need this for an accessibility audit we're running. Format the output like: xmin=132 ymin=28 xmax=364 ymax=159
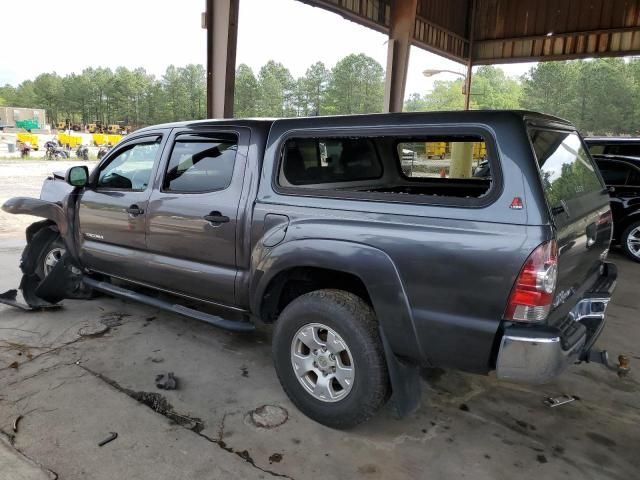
xmin=585 ymin=136 xmax=640 ymax=157
xmin=592 ymin=154 xmax=640 ymax=262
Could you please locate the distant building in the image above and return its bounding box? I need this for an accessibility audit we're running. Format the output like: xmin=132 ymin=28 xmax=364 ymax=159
xmin=0 ymin=107 xmax=47 ymax=129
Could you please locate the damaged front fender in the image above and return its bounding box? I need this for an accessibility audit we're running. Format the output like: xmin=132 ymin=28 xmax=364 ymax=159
xmin=1 ymin=193 xmax=85 ymax=310
xmin=2 ymin=197 xmax=67 ymax=231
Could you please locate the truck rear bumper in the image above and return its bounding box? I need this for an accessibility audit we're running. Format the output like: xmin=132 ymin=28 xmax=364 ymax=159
xmin=496 ymin=262 xmax=617 ymax=384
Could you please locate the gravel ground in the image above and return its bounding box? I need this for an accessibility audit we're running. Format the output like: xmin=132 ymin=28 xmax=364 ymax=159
xmin=0 ymin=160 xmax=96 ymax=238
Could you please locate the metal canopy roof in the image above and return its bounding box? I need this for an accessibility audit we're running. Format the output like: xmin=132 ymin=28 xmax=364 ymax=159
xmin=298 ymin=0 xmax=640 ymax=64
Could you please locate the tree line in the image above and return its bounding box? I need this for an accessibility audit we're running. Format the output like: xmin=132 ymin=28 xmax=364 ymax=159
xmin=1 ymin=55 xmax=639 ymax=134
xmin=405 ymin=58 xmax=640 ymax=135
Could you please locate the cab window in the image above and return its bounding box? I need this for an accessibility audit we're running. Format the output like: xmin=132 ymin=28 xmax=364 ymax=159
xmin=97 ymin=139 xmax=160 ymax=191
xmin=163 ymin=135 xmax=238 ymax=193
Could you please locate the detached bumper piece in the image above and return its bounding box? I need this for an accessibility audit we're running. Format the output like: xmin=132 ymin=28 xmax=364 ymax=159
xmin=0 ymin=256 xmax=72 ymax=311
xmin=496 ymin=262 xmax=617 ymax=384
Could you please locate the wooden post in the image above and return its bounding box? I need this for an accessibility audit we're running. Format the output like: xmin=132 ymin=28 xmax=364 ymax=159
xmin=383 ymin=0 xmax=418 ymax=113
xmin=205 ymin=0 xmax=239 ymax=118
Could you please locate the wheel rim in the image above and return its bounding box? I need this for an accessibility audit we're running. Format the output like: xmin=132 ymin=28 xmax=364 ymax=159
xmin=627 ymin=227 xmax=640 ymax=258
xmin=290 ymin=323 xmax=355 ymax=403
xmin=43 ymin=247 xmax=65 ymax=277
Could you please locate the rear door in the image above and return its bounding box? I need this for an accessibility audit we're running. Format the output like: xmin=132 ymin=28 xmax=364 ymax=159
xmin=78 ymin=134 xmax=165 ymax=282
xmin=144 ymin=127 xmax=249 ymax=306
xmin=529 ymin=128 xmax=611 ymax=300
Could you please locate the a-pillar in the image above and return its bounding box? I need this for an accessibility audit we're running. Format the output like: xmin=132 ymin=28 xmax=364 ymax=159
xmin=383 ymin=0 xmax=418 ymax=113
xmin=205 ymin=0 xmax=239 ymax=118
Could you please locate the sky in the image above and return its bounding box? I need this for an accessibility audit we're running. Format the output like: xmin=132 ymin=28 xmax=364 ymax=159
xmin=0 ymin=0 xmax=533 ymax=98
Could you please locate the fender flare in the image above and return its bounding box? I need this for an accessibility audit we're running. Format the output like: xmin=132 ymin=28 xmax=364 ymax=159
xmin=251 ymin=238 xmax=423 ymax=417
xmin=2 ymin=193 xmax=83 ymax=267
xmin=251 ymin=238 xmax=423 ymax=362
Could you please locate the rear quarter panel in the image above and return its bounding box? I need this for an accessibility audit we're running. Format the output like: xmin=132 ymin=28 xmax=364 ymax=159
xmin=251 ymin=113 xmax=551 ymax=372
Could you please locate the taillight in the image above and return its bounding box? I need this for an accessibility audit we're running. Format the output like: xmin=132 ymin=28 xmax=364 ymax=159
xmin=504 ymin=240 xmax=558 ymax=323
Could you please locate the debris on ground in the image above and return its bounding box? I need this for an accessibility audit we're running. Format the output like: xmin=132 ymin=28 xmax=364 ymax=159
xmin=98 ymin=432 xmax=118 ymax=447
xmin=544 ymin=395 xmax=577 ymax=408
xmin=241 ymin=366 xmax=249 ymax=378
xmin=8 ymin=361 xmax=19 ymax=369
xmin=617 ymin=355 xmax=630 ymax=377
xmin=100 ymin=312 xmax=130 ymax=328
xmin=12 ymin=415 xmax=22 ymax=433
xmin=269 ymin=453 xmax=283 ymax=464
xmin=248 ymin=405 xmax=288 ymax=429
xmin=77 ymin=324 xmax=109 ymax=338
xmin=155 ymin=372 xmax=177 ymax=390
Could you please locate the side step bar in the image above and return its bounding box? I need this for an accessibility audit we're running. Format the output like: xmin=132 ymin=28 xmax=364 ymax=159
xmin=82 ymin=277 xmax=255 ymax=333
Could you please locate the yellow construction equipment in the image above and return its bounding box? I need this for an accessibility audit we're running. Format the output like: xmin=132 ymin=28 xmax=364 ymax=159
xmin=17 ymin=133 xmax=39 ymax=150
xmin=425 ymin=142 xmax=447 ymax=159
xmin=92 ymin=133 xmax=107 ymax=146
xmin=473 ymin=142 xmax=487 ymax=160
xmin=106 ymin=134 xmax=122 ymax=146
xmin=58 ymin=133 xmax=82 ymax=148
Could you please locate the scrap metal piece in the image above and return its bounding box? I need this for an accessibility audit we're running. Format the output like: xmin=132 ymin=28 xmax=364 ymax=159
xmin=98 ymin=432 xmax=118 ymax=447
xmin=617 ymin=355 xmax=630 ymax=377
xmin=544 ymin=395 xmax=577 ymax=408
xmin=155 ymin=372 xmax=177 ymax=390
xmin=584 ymin=349 xmax=631 ymax=377
xmin=0 ymin=290 xmax=32 ymax=311
xmin=12 ymin=415 xmax=23 ymax=433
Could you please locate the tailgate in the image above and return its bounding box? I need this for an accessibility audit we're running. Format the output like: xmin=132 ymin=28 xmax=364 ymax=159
xmin=528 ymin=128 xmax=612 ymax=313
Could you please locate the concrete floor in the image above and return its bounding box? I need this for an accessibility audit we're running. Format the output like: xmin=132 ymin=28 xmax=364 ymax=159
xmin=0 ymin=236 xmax=639 ymax=479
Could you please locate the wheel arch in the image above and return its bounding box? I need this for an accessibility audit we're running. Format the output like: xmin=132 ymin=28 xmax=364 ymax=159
xmin=251 ymin=238 xmax=423 ymax=362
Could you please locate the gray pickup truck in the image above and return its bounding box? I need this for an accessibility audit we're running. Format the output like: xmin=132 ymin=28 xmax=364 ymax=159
xmin=2 ymin=111 xmax=618 ymax=428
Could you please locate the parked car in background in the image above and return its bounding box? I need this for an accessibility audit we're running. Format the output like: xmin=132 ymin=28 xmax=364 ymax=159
xmin=593 ymin=154 xmax=640 ymax=262
xmin=585 ymin=136 xmax=640 ymax=157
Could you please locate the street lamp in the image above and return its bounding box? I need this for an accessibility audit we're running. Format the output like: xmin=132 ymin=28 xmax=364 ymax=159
xmin=423 ymin=69 xmax=471 ymax=110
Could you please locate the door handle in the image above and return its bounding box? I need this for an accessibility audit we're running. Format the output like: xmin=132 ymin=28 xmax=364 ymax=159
xmin=203 ymin=211 xmax=230 ymax=224
xmin=126 ymin=204 xmax=144 ymax=216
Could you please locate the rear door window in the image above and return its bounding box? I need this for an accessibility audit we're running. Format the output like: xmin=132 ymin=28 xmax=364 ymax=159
xmin=529 ymin=130 xmax=603 ymax=213
xmin=163 ymin=135 xmax=237 ymax=192
xmin=595 ymin=160 xmax=633 ymax=186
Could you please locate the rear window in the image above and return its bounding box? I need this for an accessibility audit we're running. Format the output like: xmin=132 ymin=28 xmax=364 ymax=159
xmin=529 ymin=130 xmax=602 ymax=211
xmin=605 ymin=143 xmax=640 ymax=156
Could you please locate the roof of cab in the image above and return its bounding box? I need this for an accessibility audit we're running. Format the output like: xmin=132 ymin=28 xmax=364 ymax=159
xmin=133 ymin=110 xmax=572 ymax=135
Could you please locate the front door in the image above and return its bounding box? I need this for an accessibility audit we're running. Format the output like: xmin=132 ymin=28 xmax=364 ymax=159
xmin=145 ymin=127 xmax=249 ymax=306
xmin=78 ymin=134 xmax=165 ymax=282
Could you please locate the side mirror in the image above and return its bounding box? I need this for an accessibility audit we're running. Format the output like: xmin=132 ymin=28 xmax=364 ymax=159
xmin=65 ymin=166 xmax=89 ymax=188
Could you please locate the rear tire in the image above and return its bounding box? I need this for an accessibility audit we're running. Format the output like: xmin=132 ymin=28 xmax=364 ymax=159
xmin=272 ymin=289 xmax=389 ymax=429
xmin=621 ymin=221 xmax=640 ymax=263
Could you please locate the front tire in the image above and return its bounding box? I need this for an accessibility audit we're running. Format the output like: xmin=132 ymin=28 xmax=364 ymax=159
xmin=621 ymin=221 xmax=640 ymax=263
xmin=272 ymin=289 xmax=389 ymax=429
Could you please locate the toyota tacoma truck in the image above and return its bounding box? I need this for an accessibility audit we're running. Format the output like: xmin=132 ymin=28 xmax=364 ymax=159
xmin=1 ymin=111 xmax=618 ymax=428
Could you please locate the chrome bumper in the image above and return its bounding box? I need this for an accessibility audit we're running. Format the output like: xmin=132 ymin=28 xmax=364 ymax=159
xmin=496 ymin=297 xmax=610 ymax=384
